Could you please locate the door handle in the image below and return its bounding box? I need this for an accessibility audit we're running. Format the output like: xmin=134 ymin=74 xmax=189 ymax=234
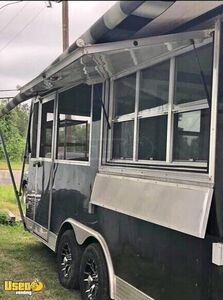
xmin=33 ymin=161 xmax=42 ymax=168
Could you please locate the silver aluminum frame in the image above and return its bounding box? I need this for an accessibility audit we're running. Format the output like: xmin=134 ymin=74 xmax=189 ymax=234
xmin=166 ymin=57 xmax=175 ymax=162
xmin=33 ymin=93 xmax=56 ymax=161
xmin=107 ymin=79 xmax=114 ymax=161
xmin=98 ymin=82 xmax=105 ymax=168
xmin=89 ymin=85 xmax=94 ymax=164
xmin=54 ymin=84 xmax=94 ymax=167
xmin=209 ymin=18 xmax=221 ymax=181
xmin=47 ymin=92 xmax=58 ymax=241
xmin=106 ymin=30 xmax=214 ymax=171
xmin=133 ymin=71 xmax=140 ymax=161
xmin=101 ymin=80 xmax=110 ymax=165
xmin=36 ymin=99 xmax=42 ymax=159
xmin=29 ymin=99 xmax=40 ymax=161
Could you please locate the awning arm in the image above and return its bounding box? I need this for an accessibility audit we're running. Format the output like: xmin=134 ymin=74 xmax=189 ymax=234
xmin=18 ymin=101 xmax=34 ymax=197
xmin=95 ymin=84 xmax=111 ymax=130
xmin=0 ymin=129 xmax=26 ymax=229
xmin=191 ymin=38 xmax=212 ymax=108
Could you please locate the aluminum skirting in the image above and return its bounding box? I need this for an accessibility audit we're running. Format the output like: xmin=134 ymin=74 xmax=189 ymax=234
xmin=116 ymin=277 xmax=154 ymax=300
xmin=25 ymin=217 xmax=57 ymax=251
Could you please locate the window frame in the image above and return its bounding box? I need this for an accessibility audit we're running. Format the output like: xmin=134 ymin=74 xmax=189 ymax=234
xmin=107 ymin=37 xmax=214 ymax=169
xmin=56 ymin=115 xmax=91 ymax=162
xmin=30 ymin=100 xmax=39 ymax=159
xmin=54 ymin=84 xmax=93 ymax=166
xmin=29 ymin=94 xmax=56 ymax=163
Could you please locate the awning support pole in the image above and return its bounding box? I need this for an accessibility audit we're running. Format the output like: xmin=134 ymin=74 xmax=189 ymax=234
xmin=19 ymin=102 xmax=33 ymax=197
xmin=0 ymin=128 xmax=26 ymax=229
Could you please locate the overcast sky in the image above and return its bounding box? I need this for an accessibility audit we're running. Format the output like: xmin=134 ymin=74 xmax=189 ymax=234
xmin=0 ymin=1 xmax=116 ymax=98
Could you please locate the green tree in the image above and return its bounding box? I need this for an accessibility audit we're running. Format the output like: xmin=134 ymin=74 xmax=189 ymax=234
xmin=0 ymin=100 xmax=29 ymax=161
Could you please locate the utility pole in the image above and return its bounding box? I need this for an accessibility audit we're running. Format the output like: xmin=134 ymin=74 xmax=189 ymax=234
xmin=62 ymin=1 xmax=69 ymax=51
xmin=62 ymin=1 xmax=71 ymax=151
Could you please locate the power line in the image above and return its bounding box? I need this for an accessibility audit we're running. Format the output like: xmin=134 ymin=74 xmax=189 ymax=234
xmin=0 ymin=2 xmax=28 ymax=35
xmin=0 ymin=89 xmax=18 ymax=92
xmin=0 ymin=5 xmax=46 ymax=54
xmin=0 ymin=1 xmax=23 ymax=11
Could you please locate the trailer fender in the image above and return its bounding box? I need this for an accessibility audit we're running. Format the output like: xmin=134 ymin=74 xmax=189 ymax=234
xmin=57 ymin=218 xmax=115 ymax=299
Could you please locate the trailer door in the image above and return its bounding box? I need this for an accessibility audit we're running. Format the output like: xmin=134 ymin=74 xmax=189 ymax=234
xmin=26 ymin=95 xmax=56 ymax=240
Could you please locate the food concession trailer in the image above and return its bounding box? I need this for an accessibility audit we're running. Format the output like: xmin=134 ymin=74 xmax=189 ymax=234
xmin=1 ymin=1 xmax=223 ymax=299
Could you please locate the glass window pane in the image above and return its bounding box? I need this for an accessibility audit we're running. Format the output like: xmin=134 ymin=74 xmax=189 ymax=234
xmin=39 ymin=101 xmax=54 ymax=158
xmin=138 ymin=116 xmax=167 ymax=161
xmin=57 ymin=84 xmax=91 ymax=161
xmin=114 ymin=73 xmax=136 ymax=117
xmin=139 ymin=61 xmax=170 ymax=111
xmin=31 ymin=103 xmax=39 ymax=158
xmin=57 ymin=116 xmax=89 ymax=161
xmin=59 ymin=84 xmax=91 ymax=116
xmin=112 ymin=121 xmax=134 ymax=159
xmin=173 ymin=109 xmax=210 ymax=161
xmin=175 ymin=43 xmax=213 ymax=105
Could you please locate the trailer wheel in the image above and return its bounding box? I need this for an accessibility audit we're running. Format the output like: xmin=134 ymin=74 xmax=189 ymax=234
xmin=57 ymin=229 xmax=82 ymax=289
xmin=79 ymin=243 xmax=110 ymax=300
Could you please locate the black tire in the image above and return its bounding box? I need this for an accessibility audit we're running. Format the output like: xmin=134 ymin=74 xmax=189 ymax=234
xmin=79 ymin=243 xmax=110 ymax=300
xmin=57 ymin=229 xmax=82 ymax=289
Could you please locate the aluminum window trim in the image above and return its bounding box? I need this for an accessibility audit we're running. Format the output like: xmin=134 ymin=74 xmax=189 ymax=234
xmin=107 ymin=31 xmax=215 ymax=170
xmin=30 ymin=100 xmax=39 ymax=159
xmin=36 ymin=100 xmax=42 ymax=159
xmin=166 ymin=57 xmax=175 ymax=162
xmin=55 ymin=84 xmax=93 ymax=165
xmin=209 ymin=18 xmax=221 ymax=181
xmin=41 ymin=93 xmax=55 ymax=104
xmin=173 ymin=98 xmax=209 ymax=109
xmin=138 ymin=106 xmax=168 ymax=118
xmin=99 ymin=165 xmax=212 ymax=187
xmin=109 ymin=159 xmax=207 ymax=168
xmin=38 ymin=97 xmax=55 ymax=160
xmin=173 ymin=102 xmax=209 ymax=113
xmin=101 ymin=80 xmax=109 ymax=165
xmin=133 ymin=71 xmax=140 ymax=161
xmin=88 ymin=85 xmax=93 ymax=164
xmin=113 ymin=113 xmax=135 ymax=122
xmin=54 ymin=159 xmax=90 ymax=166
xmin=58 ymin=115 xmax=91 ymax=122
xmin=98 ymin=82 xmax=105 ymax=168
xmin=33 ymin=96 xmax=40 ymax=104
xmin=107 ymin=79 xmax=114 ymax=161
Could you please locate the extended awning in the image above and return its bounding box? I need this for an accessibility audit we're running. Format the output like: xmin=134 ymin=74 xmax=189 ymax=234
xmin=0 ymin=27 xmax=213 ymax=118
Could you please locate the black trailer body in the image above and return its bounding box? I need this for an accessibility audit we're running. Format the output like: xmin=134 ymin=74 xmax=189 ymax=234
xmin=2 ymin=2 xmax=223 ymax=300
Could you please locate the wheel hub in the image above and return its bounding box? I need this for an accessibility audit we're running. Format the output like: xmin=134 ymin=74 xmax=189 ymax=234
xmin=61 ymin=243 xmax=72 ymax=278
xmin=83 ymin=259 xmax=99 ymax=300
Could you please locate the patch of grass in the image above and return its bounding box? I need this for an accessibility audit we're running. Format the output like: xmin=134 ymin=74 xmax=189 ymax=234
xmin=0 ymin=185 xmax=15 ymax=204
xmin=0 ymin=185 xmax=20 ymax=218
xmin=0 ymin=211 xmax=7 ymax=224
xmin=0 ymin=160 xmax=22 ymax=170
xmin=0 ymin=224 xmax=80 ymax=300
